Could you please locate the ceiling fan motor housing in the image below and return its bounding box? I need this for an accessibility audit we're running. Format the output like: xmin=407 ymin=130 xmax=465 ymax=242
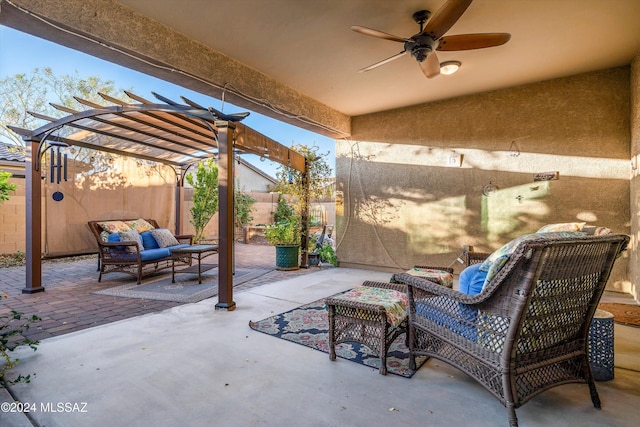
xmin=405 ymin=34 xmax=439 ymax=62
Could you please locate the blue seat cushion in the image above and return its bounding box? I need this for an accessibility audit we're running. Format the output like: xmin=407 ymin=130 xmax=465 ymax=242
xmin=459 ymin=263 xmax=488 ymax=296
xmin=140 ymin=248 xmax=171 ymax=261
xmin=140 ymin=231 xmax=160 ymax=249
xmin=416 ymin=298 xmax=477 ymax=341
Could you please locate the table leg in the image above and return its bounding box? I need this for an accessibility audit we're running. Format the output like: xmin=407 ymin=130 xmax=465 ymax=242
xmin=172 ymin=256 xmax=176 ymax=283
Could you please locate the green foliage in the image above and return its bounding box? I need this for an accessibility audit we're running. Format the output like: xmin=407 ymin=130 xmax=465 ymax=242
xmin=235 ymin=189 xmax=256 ymax=228
xmin=185 ymin=159 xmax=219 ymax=242
xmin=264 ymin=216 xmax=301 ymax=246
xmin=274 ymin=144 xmax=333 ymax=215
xmin=1 ymin=294 xmax=40 ymax=387
xmin=0 ymin=67 xmax=128 ymax=149
xmin=0 ymin=171 xmax=17 ymax=203
xmin=272 ymin=193 xmax=294 ymax=223
xmin=319 ymin=243 xmax=338 ymax=266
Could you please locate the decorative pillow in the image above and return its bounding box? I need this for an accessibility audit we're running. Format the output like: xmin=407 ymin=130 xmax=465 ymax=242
xmin=406 ymin=267 xmax=453 ymax=288
xmin=99 ymin=230 xmax=111 ymax=242
xmin=125 ymin=218 xmax=155 ymax=233
xmin=106 ymin=232 xmax=127 ymax=254
xmin=458 ymin=263 xmax=487 ymax=296
xmin=150 ymin=228 xmax=179 ymax=248
xmin=98 ymin=220 xmax=131 ymax=234
xmin=140 ymin=231 xmax=160 ymax=250
xmin=537 ymin=222 xmax=585 ymax=233
xmin=479 ymin=231 xmax=587 ymax=289
xmin=119 ymin=229 xmax=144 ymax=253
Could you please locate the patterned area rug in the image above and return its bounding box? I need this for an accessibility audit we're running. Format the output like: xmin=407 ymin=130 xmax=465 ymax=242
xmin=249 ymin=298 xmax=428 ymax=378
xmin=93 ymin=268 xmax=269 ymax=303
xmin=598 ymin=303 xmax=640 ymax=328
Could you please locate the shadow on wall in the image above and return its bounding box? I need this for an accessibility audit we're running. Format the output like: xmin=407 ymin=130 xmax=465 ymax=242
xmin=335 ymin=152 xmax=629 ymax=280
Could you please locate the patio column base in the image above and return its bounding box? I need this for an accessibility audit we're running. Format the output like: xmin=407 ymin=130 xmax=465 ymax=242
xmin=215 ymin=301 xmax=236 ymax=311
xmin=22 ymin=287 xmax=45 ymax=294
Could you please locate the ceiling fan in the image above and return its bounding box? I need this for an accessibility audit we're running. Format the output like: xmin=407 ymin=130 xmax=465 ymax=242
xmin=351 ymin=0 xmax=511 ymax=78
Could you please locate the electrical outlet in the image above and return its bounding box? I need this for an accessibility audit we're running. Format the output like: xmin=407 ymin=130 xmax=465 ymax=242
xmin=447 ymin=155 xmax=461 ymax=167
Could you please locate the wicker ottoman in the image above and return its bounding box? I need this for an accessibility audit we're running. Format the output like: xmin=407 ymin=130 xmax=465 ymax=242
xmin=325 ymin=281 xmax=408 ymax=375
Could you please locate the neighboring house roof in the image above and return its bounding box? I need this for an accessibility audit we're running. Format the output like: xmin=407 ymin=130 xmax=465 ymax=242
xmin=0 ymin=142 xmax=25 ymax=162
xmin=239 ymin=158 xmax=277 ymax=184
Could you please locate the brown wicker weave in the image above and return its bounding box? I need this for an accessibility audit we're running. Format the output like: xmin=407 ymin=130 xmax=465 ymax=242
xmin=392 ymin=234 xmax=629 ymax=427
xmin=88 ymin=219 xmax=193 ymax=284
xmin=465 ymin=250 xmax=491 ymax=266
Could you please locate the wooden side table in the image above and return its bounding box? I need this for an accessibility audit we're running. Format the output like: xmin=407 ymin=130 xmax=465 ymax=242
xmin=171 ymin=244 xmax=219 ymax=284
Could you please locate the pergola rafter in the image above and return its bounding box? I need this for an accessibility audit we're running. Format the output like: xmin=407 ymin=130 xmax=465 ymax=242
xmin=11 ymin=91 xmax=308 ymax=310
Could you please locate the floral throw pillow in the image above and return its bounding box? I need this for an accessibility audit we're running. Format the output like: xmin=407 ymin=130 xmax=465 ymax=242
xmin=406 ymin=267 xmax=453 ymax=288
xmin=119 ymin=229 xmax=144 ymax=253
xmin=150 ymin=228 xmax=179 ymax=248
xmin=479 ymin=231 xmax=587 ymax=289
xmin=537 ymin=222 xmax=586 ymax=233
xmin=125 ymin=218 xmax=155 ymax=233
xmin=98 ymin=220 xmax=131 ymax=234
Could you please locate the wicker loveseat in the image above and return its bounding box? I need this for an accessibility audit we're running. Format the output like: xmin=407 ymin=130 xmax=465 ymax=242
xmin=392 ymin=233 xmax=629 ymax=427
xmin=88 ymin=219 xmax=193 ymax=284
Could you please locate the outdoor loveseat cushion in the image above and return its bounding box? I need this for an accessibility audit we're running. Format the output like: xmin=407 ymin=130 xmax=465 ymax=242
xmin=107 ymin=231 xmax=189 ymax=261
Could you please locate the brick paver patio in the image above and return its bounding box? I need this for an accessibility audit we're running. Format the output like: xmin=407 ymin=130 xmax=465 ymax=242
xmin=0 ymin=243 xmax=319 ymax=341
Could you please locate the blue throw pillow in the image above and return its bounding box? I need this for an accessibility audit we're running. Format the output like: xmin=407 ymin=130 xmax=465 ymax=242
xmin=140 ymin=231 xmax=160 ymax=250
xmin=106 ymin=232 xmax=126 ymax=254
xmin=459 ymin=263 xmax=487 ymax=296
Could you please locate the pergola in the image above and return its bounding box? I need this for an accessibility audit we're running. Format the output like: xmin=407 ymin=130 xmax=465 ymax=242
xmin=9 ymin=91 xmax=309 ymax=310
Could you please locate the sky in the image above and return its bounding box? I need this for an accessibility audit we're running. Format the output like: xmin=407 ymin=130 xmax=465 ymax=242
xmin=0 ymin=26 xmax=335 ymax=178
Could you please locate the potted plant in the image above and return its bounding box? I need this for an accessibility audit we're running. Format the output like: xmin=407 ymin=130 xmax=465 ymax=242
xmin=264 ymin=217 xmax=301 ymax=270
xmin=307 ymin=232 xmax=321 ymax=266
xmin=319 ymin=242 xmax=338 ymax=267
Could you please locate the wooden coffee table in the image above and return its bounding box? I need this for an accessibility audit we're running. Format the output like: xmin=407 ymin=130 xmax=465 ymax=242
xmin=171 ymin=244 xmax=219 ymax=284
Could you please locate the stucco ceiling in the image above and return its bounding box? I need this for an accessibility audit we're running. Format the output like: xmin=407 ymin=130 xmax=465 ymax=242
xmin=91 ymin=1 xmax=640 ymax=117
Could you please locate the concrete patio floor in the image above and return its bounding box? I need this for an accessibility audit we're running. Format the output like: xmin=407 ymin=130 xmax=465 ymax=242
xmin=2 ymin=247 xmax=639 ymax=426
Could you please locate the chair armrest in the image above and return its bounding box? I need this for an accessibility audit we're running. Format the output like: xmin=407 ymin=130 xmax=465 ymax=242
xmin=394 ymin=273 xmax=482 ymax=305
xmin=412 ymin=265 xmax=454 ymax=274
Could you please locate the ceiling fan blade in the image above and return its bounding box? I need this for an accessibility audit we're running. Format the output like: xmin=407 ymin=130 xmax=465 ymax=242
xmin=423 ymin=0 xmax=473 ymax=39
xmin=358 ymin=51 xmax=408 ymax=72
xmin=419 ymin=52 xmax=441 ymax=79
xmin=351 ymin=25 xmax=409 ymax=43
xmin=437 ymin=33 xmax=511 ymax=51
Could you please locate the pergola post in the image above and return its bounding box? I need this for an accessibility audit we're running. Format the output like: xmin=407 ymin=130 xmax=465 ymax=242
xmin=175 ymin=166 xmax=187 ymax=235
xmin=300 ymin=157 xmax=311 ymax=268
xmin=215 ymin=121 xmax=236 ymax=311
xmin=23 ymin=135 xmax=44 ymax=294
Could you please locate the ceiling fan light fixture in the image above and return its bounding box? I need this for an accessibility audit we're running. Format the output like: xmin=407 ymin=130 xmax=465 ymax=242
xmin=440 ymin=60 xmax=461 ymax=75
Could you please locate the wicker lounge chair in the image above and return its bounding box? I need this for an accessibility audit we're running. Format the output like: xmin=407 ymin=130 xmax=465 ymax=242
xmin=393 ymin=233 xmax=629 ymax=427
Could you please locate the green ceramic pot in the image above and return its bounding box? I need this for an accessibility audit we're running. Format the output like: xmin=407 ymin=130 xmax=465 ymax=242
xmin=275 ymin=245 xmax=300 ymax=270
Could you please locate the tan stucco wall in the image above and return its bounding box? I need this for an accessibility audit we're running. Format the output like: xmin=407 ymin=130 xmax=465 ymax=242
xmin=338 ymin=67 xmax=631 ymax=292
xmin=630 ymin=54 xmax=640 ymax=301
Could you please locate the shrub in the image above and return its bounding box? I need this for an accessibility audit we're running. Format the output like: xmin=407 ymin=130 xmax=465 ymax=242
xmin=1 ymin=294 xmax=40 ymax=387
